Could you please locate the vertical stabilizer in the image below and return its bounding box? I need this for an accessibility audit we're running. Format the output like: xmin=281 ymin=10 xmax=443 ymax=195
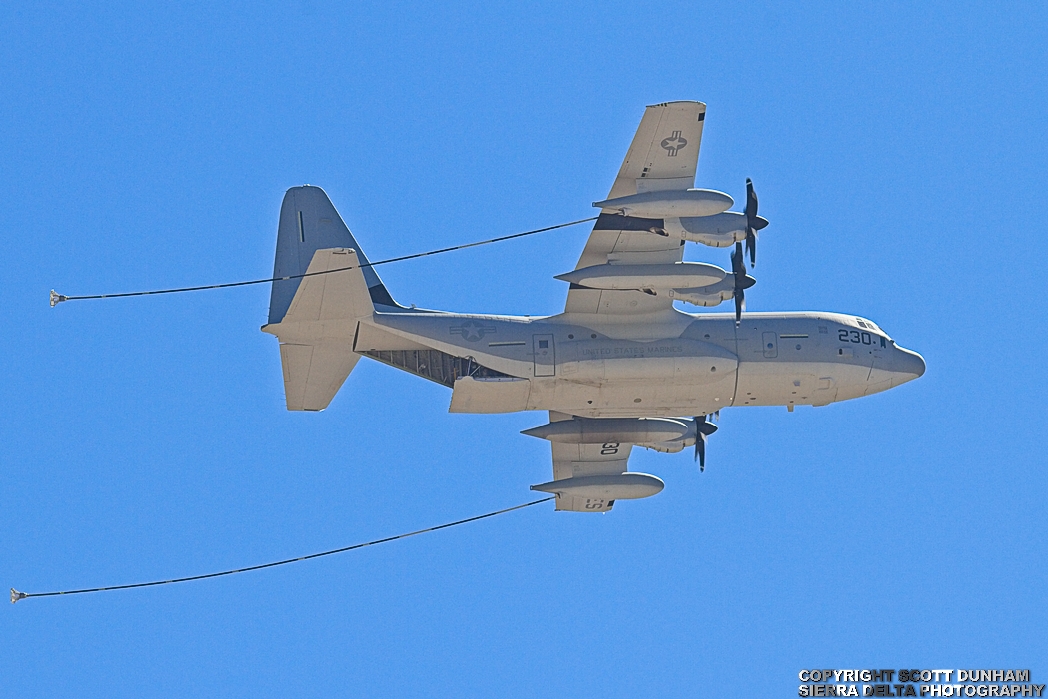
xmin=268 ymin=186 xmax=400 ymax=325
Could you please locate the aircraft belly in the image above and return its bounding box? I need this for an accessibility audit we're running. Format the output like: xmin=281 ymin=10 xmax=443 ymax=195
xmin=735 ymin=362 xmax=818 ymax=407
xmin=449 ymin=376 xmax=532 ymax=413
xmin=834 ymin=360 xmax=875 ymax=401
xmin=865 ymin=355 xmax=894 ymax=396
xmin=735 ymin=361 xmax=870 ymax=407
xmin=526 ymin=374 xmax=737 ymax=417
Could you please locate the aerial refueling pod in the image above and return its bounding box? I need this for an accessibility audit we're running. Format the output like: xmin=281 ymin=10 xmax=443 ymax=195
xmin=555 ymin=262 xmax=725 ymax=291
xmin=522 ymin=416 xmax=692 ymax=445
xmin=593 ymin=189 xmax=733 ymax=218
xmin=530 ymin=473 xmax=665 ymax=500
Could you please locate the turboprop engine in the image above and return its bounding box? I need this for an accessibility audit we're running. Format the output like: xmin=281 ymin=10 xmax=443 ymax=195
xmin=665 ymin=277 xmax=738 ymax=307
xmin=655 ymin=180 xmax=769 ymax=265
xmin=660 ymin=212 xmax=752 ymax=247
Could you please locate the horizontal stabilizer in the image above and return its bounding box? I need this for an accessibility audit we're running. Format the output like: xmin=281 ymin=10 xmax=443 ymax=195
xmin=279 ymin=342 xmax=360 ymax=412
xmin=263 ymin=248 xmax=373 ymax=412
xmin=283 ymin=248 xmax=373 ymax=324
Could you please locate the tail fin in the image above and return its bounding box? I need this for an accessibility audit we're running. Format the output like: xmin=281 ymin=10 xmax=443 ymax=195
xmin=265 ymin=186 xmax=398 ymax=412
xmin=268 ymin=185 xmax=400 ymax=325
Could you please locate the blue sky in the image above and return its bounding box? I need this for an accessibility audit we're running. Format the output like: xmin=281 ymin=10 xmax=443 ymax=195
xmin=2 ymin=2 xmax=1046 ymax=696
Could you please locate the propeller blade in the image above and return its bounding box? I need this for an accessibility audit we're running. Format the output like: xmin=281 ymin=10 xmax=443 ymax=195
xmin=744 ymin=179 xmax=760 ymax=268
xmin=732 ymin=243 xmax=746 ymax=325
xmin=693 ymin=415 xmax=717 ymax=472
xmin=745 ymin=178 xmax=758 ymax=220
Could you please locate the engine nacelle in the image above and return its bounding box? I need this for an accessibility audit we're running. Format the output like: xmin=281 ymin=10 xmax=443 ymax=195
xmin=645 ymin=439 xmax=690 ymax=454
xmin=665 ymin=276 xmax=738 ymax=308
xmin=643 ymin=420 xmax=698 ymax=453
xmin=593 ymin=189 xmax=733 ymax=218
xmin=660 ymin=212 xmax=748 ymax=247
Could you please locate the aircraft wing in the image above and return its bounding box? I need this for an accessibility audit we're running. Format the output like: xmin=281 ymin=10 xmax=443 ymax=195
xmin=548 ymin=440 xmax=635 ymax=513
xmin=565 ymin=101 xmax=707 ymax=316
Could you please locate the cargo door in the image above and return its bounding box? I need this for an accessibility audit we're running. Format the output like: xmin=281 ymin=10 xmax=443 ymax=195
xmin=762 ymin=332 xmax=778 ymax=358
xmin=533 ymin=334 xmax=556 ymax=377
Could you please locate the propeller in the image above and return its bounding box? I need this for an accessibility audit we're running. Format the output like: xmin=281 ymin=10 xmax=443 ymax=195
xmin=731 ymin=243 xmax=756 ymax=326
xmin=693 ymin=415 xmax=719 ymax=472
xmin=743 ymin=178 xmax=769 ymax=268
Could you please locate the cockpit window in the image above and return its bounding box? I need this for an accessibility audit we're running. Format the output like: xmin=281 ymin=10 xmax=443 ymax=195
xmin=855 ymin=317 xmax=882 ymax=333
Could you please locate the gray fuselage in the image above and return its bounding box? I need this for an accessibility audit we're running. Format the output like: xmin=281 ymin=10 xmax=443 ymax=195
xmin=357 ymin=308 xmax=925 ymax=418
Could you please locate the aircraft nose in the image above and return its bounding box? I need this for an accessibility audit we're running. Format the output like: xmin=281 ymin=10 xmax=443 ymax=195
xmin=892 ymin=346 xmax=926 ymax=383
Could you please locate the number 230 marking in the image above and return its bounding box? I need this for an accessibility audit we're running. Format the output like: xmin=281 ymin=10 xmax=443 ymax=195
xmin=839 ymin=329 xmax=873 ymax=345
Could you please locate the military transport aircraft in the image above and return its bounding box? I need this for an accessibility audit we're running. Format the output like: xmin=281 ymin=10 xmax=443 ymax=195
xmin=262 ymin=101 xmax=925 ymax=512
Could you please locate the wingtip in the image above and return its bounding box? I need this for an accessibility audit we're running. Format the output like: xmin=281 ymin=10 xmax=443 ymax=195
xmin=645 ymin=100 xmax=706 ymax=109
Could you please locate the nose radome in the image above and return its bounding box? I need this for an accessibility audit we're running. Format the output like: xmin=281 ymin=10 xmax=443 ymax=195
xmin=893 ymin=347 xmax=926 ymax=382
